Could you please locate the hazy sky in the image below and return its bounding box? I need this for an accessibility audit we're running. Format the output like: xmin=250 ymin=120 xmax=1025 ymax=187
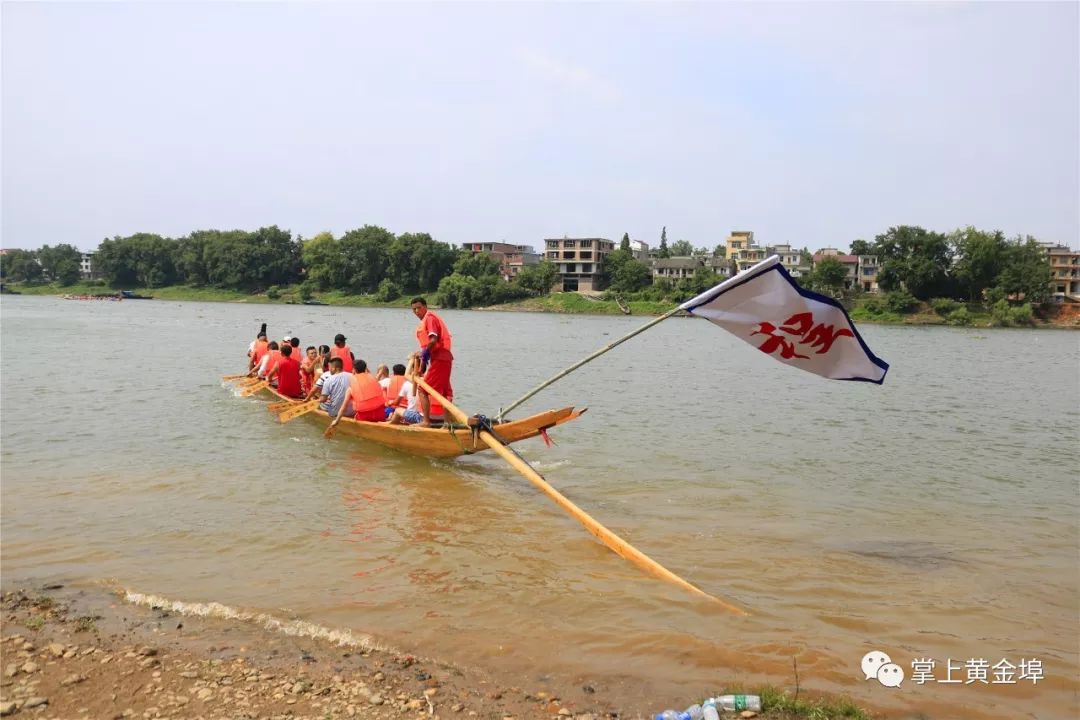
xmin=2 ymin=1 xmax=1078 ymax=252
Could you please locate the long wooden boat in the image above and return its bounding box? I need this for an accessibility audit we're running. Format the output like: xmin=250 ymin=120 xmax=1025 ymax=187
xmin=249 ymin=382 xmax=586 ymax=458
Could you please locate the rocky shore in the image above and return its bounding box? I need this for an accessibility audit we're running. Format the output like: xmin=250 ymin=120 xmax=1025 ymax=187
xmin=1 ymin=583 xmax=636 ymax=720
xmin=0 ymin=581 xmax=863 ymax=720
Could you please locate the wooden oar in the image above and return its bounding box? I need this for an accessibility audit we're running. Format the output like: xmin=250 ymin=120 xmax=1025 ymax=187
xmin=238 ymin=380 xmax=268 ymax=397
xmin=278 ymin=399 xmax=321 ymax=423
xmin=222 ymin=373 xmax=250 ymax=381
xmin=266 ymin=400 xmax=299 ymax=412
xmin=412 ymin=377 xmax=747 ymax=614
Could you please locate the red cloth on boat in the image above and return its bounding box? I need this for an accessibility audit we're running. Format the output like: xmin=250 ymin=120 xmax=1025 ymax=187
xmin=354 ymin=406 xmax=387 ymax=423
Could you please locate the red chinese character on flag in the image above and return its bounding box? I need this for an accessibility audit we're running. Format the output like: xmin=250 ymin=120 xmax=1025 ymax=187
xmin=752 ymin=312 xmax=854 ymax=361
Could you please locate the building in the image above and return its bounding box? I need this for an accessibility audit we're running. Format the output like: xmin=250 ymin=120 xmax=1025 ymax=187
xmin=651 ymin=257 xmax=701 ymax=282
xmin=543 ymin=237 xmax=615 ymax=292
xmin=463 ymin=242 xmax=540 ymax=282
xmin=856 ymin=255 xmax=880 ymax=293
xmin=650 ymin=256 xmax=733 ymax=284
xmin=80 ymin=252 xmax=98 ymax=280
xmin=767 ymin=244 xmax=810 ymax=280
xmin=1044 ymin=244 xmax=1080 ymax=301
xmin=812 ymin=251 xmax=860 ymax=291
xmin=628 ymin=239 xmax=650 ymax=262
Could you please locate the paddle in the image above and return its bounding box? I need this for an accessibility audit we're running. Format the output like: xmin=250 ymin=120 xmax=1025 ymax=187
xmin=222 ymin=373 xmax=251 ymax=381
xmin=278 ymin=399 xmax=320 ymax=423
xmin=412 ymin=376 xmax=747 ymax=614
xmin=266 ymin=400 xmax=299 ymax=412
xmin=238 ymin=380 xmax=268 ymax=397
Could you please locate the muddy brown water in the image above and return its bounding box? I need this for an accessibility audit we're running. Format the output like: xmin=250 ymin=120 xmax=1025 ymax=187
xmin=1 ymin=296 xmax=1077 ymax=718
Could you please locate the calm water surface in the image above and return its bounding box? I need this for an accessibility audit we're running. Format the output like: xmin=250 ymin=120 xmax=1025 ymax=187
xmin=1 ymin=296 xmax=1077 ymax=719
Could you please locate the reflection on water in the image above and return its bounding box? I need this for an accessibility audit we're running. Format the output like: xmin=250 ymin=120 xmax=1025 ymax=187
xmin=1 ymin=296 xmax=1077 ymax=719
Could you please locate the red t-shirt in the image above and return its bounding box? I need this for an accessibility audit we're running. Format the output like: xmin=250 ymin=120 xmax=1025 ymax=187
xmin=276 ymin=356 xmax=303 ymax=398
xmin=416 ymin=312 xmax=453 ymax=360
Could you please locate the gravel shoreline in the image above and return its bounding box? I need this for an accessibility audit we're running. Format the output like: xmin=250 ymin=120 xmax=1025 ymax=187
xmin=1 ymin=582 xmax=637 ymax=720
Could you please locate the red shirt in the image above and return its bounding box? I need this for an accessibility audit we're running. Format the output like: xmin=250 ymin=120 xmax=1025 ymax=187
xmin=415 ymin=312 xmax=453 ymax=360
xmin=276 ymin=356 xmax=303 ymax=398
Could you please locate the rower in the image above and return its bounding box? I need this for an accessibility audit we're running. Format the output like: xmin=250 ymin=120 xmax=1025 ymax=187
xmin=330 ymin=359 xmax=386 ymax=429
xmin=387 ymin=355 xmax=423 ymax=425
xmin=268 ymin=344 xmax=303 ymax=398
xmin=249 ymin=324 xmax=269 ymax=371
xmin=252 ymin=341 xmax=280 ymax=379
xmin=410 ymin=297 xmax=453 ymax=427
xmin=330 ymin=333 xmax=354 ymax=372
xmin=317 ymin=357 xmax=352 ymax=418
xmin=300 ymin=346 xmax=318 ymax=397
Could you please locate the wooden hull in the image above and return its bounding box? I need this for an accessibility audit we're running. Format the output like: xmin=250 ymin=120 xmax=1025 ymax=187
xmin=254 ymin=385 xmax=585 ymax=458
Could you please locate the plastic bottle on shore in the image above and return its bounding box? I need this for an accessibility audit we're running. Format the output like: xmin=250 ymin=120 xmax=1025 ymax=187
xmin=654 ymin=710 xmax=680 ymax=720
xmin=703 ymin=695 xmax=762 ymax=713
xmin=681 ymin=704 xmax=703 ymax=720
xmin=702 ymin=704 xmax=720 ymax=720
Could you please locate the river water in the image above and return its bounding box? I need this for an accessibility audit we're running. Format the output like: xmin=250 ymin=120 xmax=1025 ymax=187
xmin=1 ymin=296 xmax=1077 ymax=719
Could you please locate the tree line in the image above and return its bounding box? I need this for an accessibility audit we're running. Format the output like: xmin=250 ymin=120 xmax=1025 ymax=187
xmin=0 ymin=225 xmax=563 ymax=309
xmin=0 ymin=223 xmax=1058 ymax=312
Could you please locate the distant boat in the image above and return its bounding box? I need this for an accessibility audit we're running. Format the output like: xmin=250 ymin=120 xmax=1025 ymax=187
xmin=119 ymin=290 xmax=153 ymax=300
xmin=302 ymin=299 xmax=327 ymax=306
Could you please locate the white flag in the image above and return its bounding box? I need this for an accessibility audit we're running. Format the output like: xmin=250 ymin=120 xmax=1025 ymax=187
xmin=680 ymin=256 xmax=889 ymax=384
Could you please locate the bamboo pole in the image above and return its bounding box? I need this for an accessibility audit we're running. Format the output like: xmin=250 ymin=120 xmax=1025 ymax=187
xmin=414 ymin=376 xmax=747 ymax=614
xmin=496 ymin=307 xmax=682 ymax=421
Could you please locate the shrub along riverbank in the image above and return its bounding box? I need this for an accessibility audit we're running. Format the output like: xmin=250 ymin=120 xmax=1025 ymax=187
xmin=7 ymin=281 xmax=1078 ymax=328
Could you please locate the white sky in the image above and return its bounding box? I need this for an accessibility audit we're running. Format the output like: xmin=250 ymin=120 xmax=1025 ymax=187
xmin=2 ymin=1 xmax=1078 ymax=252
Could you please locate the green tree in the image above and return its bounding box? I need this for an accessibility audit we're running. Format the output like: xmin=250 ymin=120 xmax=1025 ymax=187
xmin=951 ymin=227 xmax=1008 ymax=301
xmin=599 ymin=247 xmax=633 ymax=288
xmin=375 ymin=278 xmax=401 ymax=302
xmin=453 ymin=251 xmax=502 ymax=279
xmin=37 ymin=244 xmax=82 ymax=285
xmin=620 ymin=233 xmax=630 ymax=252
xmin=301 ymin=232 xmax=343 ymax=290
xmin=0 ymin=249 xmax=43 ymax=282
xmin=515 ymin=261 xmax=558 ymax=296
xmin=874 ymin=225 xmax=954 ymax=300
xmin=339 ymin=225 xmax=393 ymax=293
xmin=610 ymin=259 xmax=652 ymax=293
xmin=996 ymin=235 xmax=1052 ymax=304
xmin=809 ymin=256 xmax=848 ymax=295
xmin=712 ymin=244 xmax=726 ymax=258
xmin=658 ymin=226 xmax=670 ymax=258
xmin=670 ymin=239 xmax=694 ymax=256
xmin=406 ymin=233 xmax=457 ymax=291
xmin=849 ymin=239 xmax=873 ymax=256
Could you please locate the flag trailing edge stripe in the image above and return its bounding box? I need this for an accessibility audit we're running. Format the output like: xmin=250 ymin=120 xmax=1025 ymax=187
xmin=679 ymin=255 xmax=890 ymax=385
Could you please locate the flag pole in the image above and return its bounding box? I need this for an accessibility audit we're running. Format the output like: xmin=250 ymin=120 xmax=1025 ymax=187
xmin=495 ymin=306 xmax=683 ymax=422
xmin=495 ymin=258 xmax=784 ymax=421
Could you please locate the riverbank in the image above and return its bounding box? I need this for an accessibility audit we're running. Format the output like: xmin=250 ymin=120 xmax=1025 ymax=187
xmin=0 ymin=582 xmax=872 ymax=720
xmin=6 ymin=282 xmax=1078 ymax=328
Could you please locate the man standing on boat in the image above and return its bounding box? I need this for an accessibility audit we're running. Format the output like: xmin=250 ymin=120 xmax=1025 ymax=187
xmin=410 ymin=297 xmax=453 ymax=427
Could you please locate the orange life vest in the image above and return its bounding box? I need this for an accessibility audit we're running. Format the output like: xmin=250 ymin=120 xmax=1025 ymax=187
xmin=385 ymin=375 xmax=408 ymax=408
xmin=330 ymin=345 xmax=354 ymax=372
xmin=348 ymin=373 xmax=384 ymax=415
xmin=263 ymin=349 xmax=281 ymax=378
xmin=251 ymin=340 xmax=269 ymax=366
